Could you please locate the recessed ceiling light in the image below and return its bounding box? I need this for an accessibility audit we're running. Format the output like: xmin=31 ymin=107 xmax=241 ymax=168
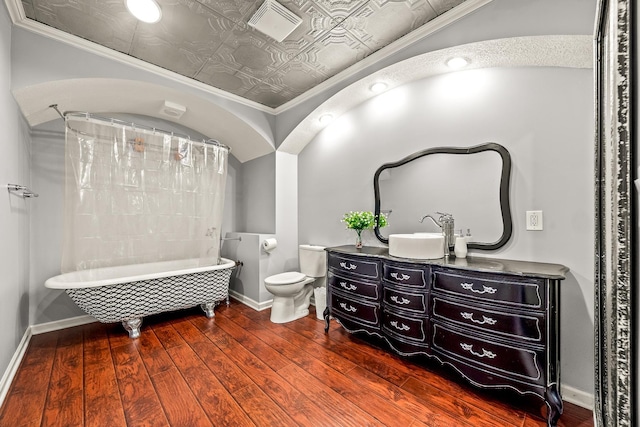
xmin=318 ymin=114 xmax=333 ymax=125
xmin=125 ymin=0 xmax=162 ymax=24
xmin=446 ymin=57 xmax=469 ymax=70
xmin=370 ymin=82 xmax=388 ymax=93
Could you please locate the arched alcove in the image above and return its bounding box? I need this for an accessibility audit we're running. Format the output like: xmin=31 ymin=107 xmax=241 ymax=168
xmin=13 ymin=78 xmax=275 ymax=163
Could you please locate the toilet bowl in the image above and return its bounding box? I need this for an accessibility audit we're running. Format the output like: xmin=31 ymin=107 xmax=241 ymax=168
xmin=264 ymin=245 xmax=326 ymax=323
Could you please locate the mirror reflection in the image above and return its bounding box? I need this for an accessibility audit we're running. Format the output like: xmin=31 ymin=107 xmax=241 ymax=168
xmin=374 ymin=143 xmax=512 ymax=251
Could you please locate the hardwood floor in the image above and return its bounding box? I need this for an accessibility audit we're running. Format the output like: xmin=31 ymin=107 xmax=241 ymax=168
xmin=0 ymin=301 xmax=593 ymax=427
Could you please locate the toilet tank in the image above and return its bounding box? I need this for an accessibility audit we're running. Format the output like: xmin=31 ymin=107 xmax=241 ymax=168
xmin=299 ymin=244 xmax=326 ymax=278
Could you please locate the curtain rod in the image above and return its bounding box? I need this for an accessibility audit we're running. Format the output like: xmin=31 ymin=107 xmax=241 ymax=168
xmin=49 ymin=104 xmax=231 ymax=151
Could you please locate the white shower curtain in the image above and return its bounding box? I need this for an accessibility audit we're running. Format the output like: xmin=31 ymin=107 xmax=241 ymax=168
xmin=62 ymin=115 xmax=228 ymax=273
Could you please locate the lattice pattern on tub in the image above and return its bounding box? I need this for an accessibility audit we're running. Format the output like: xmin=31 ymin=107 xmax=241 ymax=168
xmin=66 ymin=269 xmax=233 ymax=323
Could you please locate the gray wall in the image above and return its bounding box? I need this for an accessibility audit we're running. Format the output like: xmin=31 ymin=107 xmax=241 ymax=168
xmin=224 ymin=155 xmax=243 ymax=235
xmin=241 ymin=153 xmax=276 ymax=233
xmin=298 ymin=66 xmax=594 ymax=395
xmin=220 ymin=152 xmax=276 ymax=236
xmin=0 ymin=1 xmax=31 ymax=382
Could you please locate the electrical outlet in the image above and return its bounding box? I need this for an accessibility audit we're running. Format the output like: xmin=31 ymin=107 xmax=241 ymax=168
xmin=526 ymin=210 xmax=543 ymax=231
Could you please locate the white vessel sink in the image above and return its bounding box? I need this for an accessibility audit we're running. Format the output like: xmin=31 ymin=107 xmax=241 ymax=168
xmin=388 ymin=233 xmax=445 ymax=260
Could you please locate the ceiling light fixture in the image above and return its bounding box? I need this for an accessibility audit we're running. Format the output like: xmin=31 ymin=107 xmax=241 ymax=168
xmin=318 ymin=114 xmax=333 ymax=125
xmin=446 ymin=57 xmax=469 ymax=70
xmin=125 ymin=0 xmax=162 ymax=24
xmin=369 ymin=82 xmax=388 ymax=93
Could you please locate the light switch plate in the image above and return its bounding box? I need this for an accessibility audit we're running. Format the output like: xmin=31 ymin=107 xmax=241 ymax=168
xmin=526 ymin=210 xmax=543 ymax=230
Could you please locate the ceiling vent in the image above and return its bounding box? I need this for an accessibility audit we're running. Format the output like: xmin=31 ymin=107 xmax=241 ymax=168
xmin=248 ymin=0 xmax=302 ymax=42
xmin=160 ymin=100 xmax=186 ymax=120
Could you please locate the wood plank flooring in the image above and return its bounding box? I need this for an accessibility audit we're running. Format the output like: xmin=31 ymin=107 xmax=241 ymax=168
xmin=0 ymin=301 xmax=593 ymax=427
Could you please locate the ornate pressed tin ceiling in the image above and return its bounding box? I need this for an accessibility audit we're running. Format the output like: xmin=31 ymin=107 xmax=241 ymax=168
xmin=19 ymin=0 xmax=466 ymax=108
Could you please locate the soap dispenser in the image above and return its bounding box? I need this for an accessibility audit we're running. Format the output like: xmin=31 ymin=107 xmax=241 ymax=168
xmin=454 ymin=230 xmax=468 ymax=259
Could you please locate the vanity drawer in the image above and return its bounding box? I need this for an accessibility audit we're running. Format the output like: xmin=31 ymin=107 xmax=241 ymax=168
xmin=328 ymin=254 xmax=379 ymax=279
xmin=432 ymin=269 xmax=544 ymax=309
xmin=429 ymin=351 xmax=545 ymax=399
xmin=328 ymin=272 xmax=379 ymax=300
xmin=331 ymin=292 xmax=380 ymax=326
xmin=383 ymin=288 xmax=428 ymax=314
xmin=431 ymin=297 xmax=543 ymax=342
xmin=382 ymin=311 xmax=428 ymax=343
xmin=431 ymin=323 xmax=545 ymax=385
xmin=383 ymin=263 xmax=428 ymax=289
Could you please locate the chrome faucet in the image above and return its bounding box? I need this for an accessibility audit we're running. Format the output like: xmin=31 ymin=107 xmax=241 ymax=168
xmin=419 ymin=212 xmax=455 ymax=256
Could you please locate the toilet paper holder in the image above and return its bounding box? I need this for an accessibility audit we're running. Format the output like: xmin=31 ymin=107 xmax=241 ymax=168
xmin=262 ymin=238 xmax=278 ymax=253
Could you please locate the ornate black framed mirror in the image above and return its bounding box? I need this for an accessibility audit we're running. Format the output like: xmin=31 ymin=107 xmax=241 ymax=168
xmin=373 ymin=143 xmax=512 ymax=250
xmin=593 ymin=1 xmax=635 ymax=426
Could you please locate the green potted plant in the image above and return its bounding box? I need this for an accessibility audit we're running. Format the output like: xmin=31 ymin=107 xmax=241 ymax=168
xmin=342 ymin=211 xmax=388 ymax=248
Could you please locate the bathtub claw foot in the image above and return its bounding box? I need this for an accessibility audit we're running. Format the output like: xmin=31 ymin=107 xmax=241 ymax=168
xmin=122 ymin=318 xmax=143 ymax=338
xmin=201 ymin=302 xmax=216 ymax=318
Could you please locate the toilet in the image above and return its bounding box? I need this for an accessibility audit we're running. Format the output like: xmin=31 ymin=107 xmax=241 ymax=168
xmin=264 ymin=244 xmax=326 ymax=323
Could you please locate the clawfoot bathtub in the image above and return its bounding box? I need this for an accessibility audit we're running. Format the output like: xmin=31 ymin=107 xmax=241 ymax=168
xmin=45 ymin=258 xmax=238 ymax=338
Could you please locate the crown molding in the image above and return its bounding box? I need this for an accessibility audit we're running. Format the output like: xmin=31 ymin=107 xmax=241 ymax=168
xmin=4 ymin=0 xmax=24 ymax=23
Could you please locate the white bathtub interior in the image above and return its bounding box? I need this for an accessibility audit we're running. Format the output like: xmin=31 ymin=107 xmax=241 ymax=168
xmin=45 ymin=258 xmax=236 ymax=289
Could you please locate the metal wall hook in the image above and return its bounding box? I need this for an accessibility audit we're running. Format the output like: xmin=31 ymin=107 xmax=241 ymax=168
xmin=7 ymin=184 xmax=39 ymax=198
xmin=7 ymin=184 xmax=26 ymax=192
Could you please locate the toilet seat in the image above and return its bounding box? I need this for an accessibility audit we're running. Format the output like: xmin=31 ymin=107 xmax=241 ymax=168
xmin=265 ymin=271 xmax=306 ymax=285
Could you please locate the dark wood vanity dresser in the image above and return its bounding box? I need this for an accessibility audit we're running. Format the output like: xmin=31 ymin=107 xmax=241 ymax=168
xmin=323 ymin=245 xmax=568 ymax=427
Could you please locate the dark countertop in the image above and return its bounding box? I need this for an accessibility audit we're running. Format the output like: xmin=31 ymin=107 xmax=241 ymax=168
xmin=326 ymin=245 xmax=569 ymax=280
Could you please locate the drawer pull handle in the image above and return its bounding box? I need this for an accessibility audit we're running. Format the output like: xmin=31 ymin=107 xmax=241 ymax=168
xmin=390 ymin=272 xmax=411 ymax=281
xmin=461 ymin=312 xmax=497 ymax=325
xmin=390 ymin=321 xmax=410 ymax=331
xmin=460 ymin=282 xmax=497 ymax=295
xmin=339 ymin=262 xmax=357 ymax=271
xmin=390 ymin=295 xmax=411 ymax=305
xmin=460 ymin=343 xmax=496 ymax=359
xmin=339 ymin=281 xmax=357 ymax=291
xmin=339 ymin=302 xmax=357 ymax=313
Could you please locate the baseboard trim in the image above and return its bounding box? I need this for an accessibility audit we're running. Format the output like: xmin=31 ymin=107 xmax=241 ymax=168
xmin=0 ymin=327 xmax=32 ymax=408
xmin=30 ymin=315 xmax=96 ymax=335
xmin=229 ymin=291 xmax=272 ymax=311
xmin=561 ymin=384 xmax=593 ymax=410
xmin=0 ymin=315 xmax=96 ymax=408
